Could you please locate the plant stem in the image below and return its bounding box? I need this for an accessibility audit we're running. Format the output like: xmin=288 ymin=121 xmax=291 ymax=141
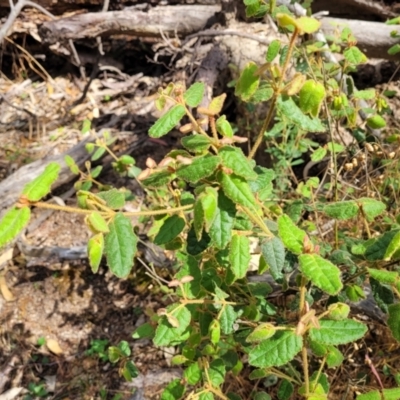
xmin=302 ymin=345 xmax=310 ymax=395
xmin=248 ymin=28 xmax=300 ymax=159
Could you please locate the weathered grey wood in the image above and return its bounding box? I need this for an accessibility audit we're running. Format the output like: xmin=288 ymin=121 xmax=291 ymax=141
xmin=321 ymin=17 xmax=400 ymax=60
xmin=0 ymin=138 xmax=91 ymax=218
xmin=39 ymin=5 xmax=221 ymax=44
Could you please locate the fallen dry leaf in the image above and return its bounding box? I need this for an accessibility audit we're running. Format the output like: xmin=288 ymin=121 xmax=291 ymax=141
xmin=46 ymin=338 xmax=64 ymax=355
xmin=0 ymin=275 xmax=14 ymax=302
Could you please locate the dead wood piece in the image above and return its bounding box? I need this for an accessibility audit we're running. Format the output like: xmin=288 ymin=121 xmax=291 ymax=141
xmin=321 ymin=17 xmax=400 ymax=60
xmin=38 ymin=5 xmax=221 ymax=44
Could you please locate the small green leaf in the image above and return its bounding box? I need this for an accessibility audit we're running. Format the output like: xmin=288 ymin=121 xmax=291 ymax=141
xmin=132 ymin=323 xmax=155 ymax=339
xmin=219 ymin=171 xmax=257 ymax=209
xmin=105 ymin=213 xmax=137 ymax=278
xmin=299 ymin=80 xmax=326 ymax=117
xmin=0 ymin=207 xmax=31 ymax=247
xmin=209 ymin=319 xmax=221 ymax=345
xmin=200 ymin=187 xmax=219 ymax=232
xmin=354 ymin=89 xmax=376 ymax=100
xmin=149 ymin=104 xmax=186 ymax=138
xmin=64 ymin=155 xmax=79 ymax=174
xmin=299 ymin=254 xmax=343 ymax=295
xmin=326 ymin=346 xmax=344 ymax=368
xmin=249 ymin=167 xmax=275 ymax=201
xmin=358 ymin=198 xmax=386 ymax=220
xmin=384 ymin=231 xmax=400 ymax=261
xmin=154 ymin=215 xmax=185 ymax=245
xmin=181 ymin=134 xmax=212 ymax=153
xmin=184 ymin=82 xmax=205 ymax=107
xmin=154 ymin=304 xmax=191 ymax=347
xmin=184 ymin=362 xmax=202 ymax=385
xmin=277 ymin=214 xmax=306 ymax=255
xmin=97 ymin=189 xmax=126 ymax=210
xmin=220 ymin=305 xmax=238 ymax=335
xmin=22 ymin=162 xmax=60 ymax=202
xmin=343 ymin=46 xmax=367 ymax=65
xmin=141 ymin=170 xmax=174 ymax=188
xmin=368 ymin=268 xmax=399 ymax=285
xmin=88 ymin=233 xmax=104 ymax=273
xmin=260 ymin=236 xmax=285 ymax=280
xmin=296 ymin=16 xmax=321 ymax=34
xmin=176 ymin=155 xmax=220 ymax=183
xmin=277 ymin=96 xmax=325 ymax=132
xmin=388 ymin=303 xmax=400 ymax=341
xmin=219 ymin=146 xmax=257 ymax=180
xmin=216 ymin=115 xmax=234 ymax=138
xmin=208 ymin=359 xmax=226 ymax=387
xmin=229 ymin=234 xmax=251 ymax=280
xmin=357 ymin=388 xmax=400 ymax=400
xmin=161 ymin=379 xmax=185 ymax=400
xmin=246 ymin=323 xmax=276 ymax=343
xmin=91 ymin=147 xmax=106 ymax=161
xmin=209 ymin=93 xmax=227 ymax=115
xmin=323 ymin=200 xmax=358 ymax=220
xmin=311 ymin=147 xmax=327 ymax=162
xmin=209 ymin=191 xmax=236 ymax=249
xmin=309 ymin=319 xmax=367 ymax=345
xmin=248 ymin=331 xmax=303 ymax=368
xmin=235 ymin=62 xmax=260 ymax=101
xmin=88 ymin=212 xmax=109 ymax=233
xmin=266 ymin=39 xmax=281 ymax=62
xmin=277 ymin=379 xmax=294 ymax=400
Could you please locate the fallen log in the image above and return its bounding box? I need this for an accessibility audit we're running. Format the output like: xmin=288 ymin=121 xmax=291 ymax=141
xmin=38 ymin=5 xmax=221 ymax=44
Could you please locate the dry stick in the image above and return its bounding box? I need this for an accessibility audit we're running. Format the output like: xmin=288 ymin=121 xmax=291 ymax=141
xmin=96 ymin=0 xmax=110 ymax=56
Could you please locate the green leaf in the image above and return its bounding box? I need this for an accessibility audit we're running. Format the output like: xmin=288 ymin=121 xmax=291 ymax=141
xmin=216 ymin=115 xmax=234 ymax=137
xmin=209 ymin=191 xmax=236 ymax=249
xmin=22 ymin=162 xmax=60 ymax=202
xmin=154 ymin=304 xmax=191 ymax=346
xmin=326 ymin=346 xmax=344 ymax=368
xmin=219 ymin=146 xmax=257 ymax=180
xmin=132 ymin=323 xmax=155 ymax=339
xmin=64 ymin=155 xmax=79 ymax=174
xmin=384 ymin=231 xmax=400 ymax=261
xmin=296 ymin=16 xmax=321 ymax=34
xmin=181 ymin=134 xmax=212 ymax=153
xmin=200 ymin=187 xmax=219 ymax=232
xmin=311 ymin=147 xmax=327 ymax=162
xmin=161 ymin=378 xmax=185 ymax=400
xmin=184 ymin=82 xmax=205 ymax=107
xmin=365 ymin=230 xmax=400 ymax=261
xmin=184 ymin=362 xmax=202 ymax=385
xmin=266 ymin=39 xmax=281 ymax=62
xmin=277 ymin=96 xmax=325 ymax=132
xmin=176 ymin=155 xmax=220 ymax=183
xmin=208 ymin=359 xmax=226 ymax=387
xmin=97 ymin=189 xmax=126 ymax=209
xmin=366 ymin=115 xmax=386 ymax=129
xmin=149 ymin=104 xmax=186 ymax=138
xmin=254 ymin=393 xmax=271 ymax=400
xmin=299 ymin=80 xmax=326 ymax=117
xmin=104 ymin=213 xmax=137 ymax=278
xmin=220 ymin=305 xmax=238 ymax=334
xmin=219 ymin=171 xmax=257 ymax=209
xmin=154 ymin=215 xmax=185 ymax=245
xmin=141 ymin=170 xmax=174 ymax=188
xmin=358 ymin=198 xmax=386 ymax=221
xmin=388 ymin=303 xmax=400 ymax=341
xmin=249 ymin=167 xmax=275 ymax=201
xmin=354 ymin=89 xmax=376 ymax=100
xmin=299 ymin=254 xmax=343 ymax=295
xmin=246 ymin=323 xmax=276 ymax=343
xmin=88 ymin=212 xmax=109 ymax=233
xmin=357 ymin=388 xmax=400 ymax=400
xmin=193 ymin=199 xmax=204 ymax=241
xmin=229 ymin=234 xmax=251 ymax=280
xmin=209 ymin=319 xmax=221 ymax=345
xmin=368 ymin=268 xmax=399 ymax=284
xmin=343 ymin=46 xmax=367 ymax=65
xmin=323 ymin=200 xmax=358 ymax=220
xmin=0 ymin=207 xmax=31 ymax=247
xmin=309 ymin=319 xmax=367 ymax=345
xmin=277 ymin=380 xmax=294 ymax=400
xmin=277 ymin=214 xmax=306 ymax=255
xmin=88 ymin=233 xmax=104 ymax=273
xmin=248 ymin=331 xmax=303 ymax=368
xmin=260 ymin=236 xmax=285 ymax=280
xmin=235 ymin=62 xmax=260 ymax=101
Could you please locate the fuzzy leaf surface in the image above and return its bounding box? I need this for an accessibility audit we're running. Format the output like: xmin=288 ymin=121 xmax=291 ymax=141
xmin=309 ymin=319 xmax=367 ymax=345
xmin=149 ymin=104 xmax=186 ymax=138
xmin=0 ymin=207 xmax=31 ymax=247
xmin=105 ymin=213 xmax=137 ymax=278
xmin=277 ymin=214 xmax=306 ymax=255
xmin=261 ymin=236 xmax=285 ymax=280
xmin=184 ymin=82 xmax=204 ymax=107
xmin=88 ymin=233 xmax=104 ymax=273
xmin=219 ymin=146 xmax=257 ymax=180
xmin=219 ymin=171 xmax=257 ymax=209
xmin=299 ymin=254 xmax=343 ymax=295
xmin=22 ymin=162 xmax=60 ymax=201
xmin=249 ymin=331 xmax=303 ymax=368
xmin=154 ymin=215 xmax=185 ymax=245
xmin=229 ymin=234 xmax=251 ymax=280
xmin=176 ymin=155 xmax=220 ymax=183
